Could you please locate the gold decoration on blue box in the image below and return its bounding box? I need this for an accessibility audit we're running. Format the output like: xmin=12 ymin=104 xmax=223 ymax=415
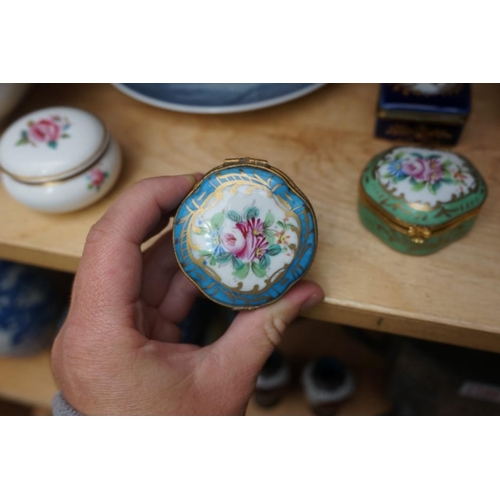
xmin=375 ymin=84 xmax=471 ymax=146
xmin=173 ymin=158 xmax=318 ymax=309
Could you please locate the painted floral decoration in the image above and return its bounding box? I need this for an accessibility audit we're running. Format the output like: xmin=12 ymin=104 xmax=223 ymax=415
xmin=86 ymin=167 xmax=109 ymax=191
xmin=383 ymin=150 xmax=470 ymax=195
xmin=16 ymin=115 xmax=71 ymax=149
xmin=194 ymin=206 xmax=295 ymax=280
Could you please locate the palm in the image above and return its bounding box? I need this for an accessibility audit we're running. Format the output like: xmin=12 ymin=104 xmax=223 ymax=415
xmin=136 ymin=229 xmax=200 ymax=344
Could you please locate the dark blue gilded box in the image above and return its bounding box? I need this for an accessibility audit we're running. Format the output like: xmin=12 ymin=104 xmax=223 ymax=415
xmin=375 ymin=84 xmax=471 ymax=146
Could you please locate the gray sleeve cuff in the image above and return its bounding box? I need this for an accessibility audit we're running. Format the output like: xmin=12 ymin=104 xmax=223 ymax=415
xmin=52 ymin=391 xmax=83 ymax=416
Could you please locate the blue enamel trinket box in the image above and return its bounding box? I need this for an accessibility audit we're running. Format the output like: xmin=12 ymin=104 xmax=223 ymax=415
xmin=375 ymin=84 xmax=471 ymax=146
xmin=173 ymin=158 xmax=318 ymax=310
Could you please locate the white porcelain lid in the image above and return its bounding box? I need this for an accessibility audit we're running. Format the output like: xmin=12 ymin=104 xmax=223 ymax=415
xmin=375 ymin=146 xmax=476 ymax=208
xmin=0 ymin=106 xmax=108 ymax=182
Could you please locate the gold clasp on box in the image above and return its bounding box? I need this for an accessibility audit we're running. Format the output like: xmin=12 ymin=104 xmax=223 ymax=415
xmin=407 ymin=225 xmax=432 ymax=244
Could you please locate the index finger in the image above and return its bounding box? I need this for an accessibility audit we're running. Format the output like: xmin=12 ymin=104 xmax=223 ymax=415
xmin=71 ymin=174 xmax=199 ymax=329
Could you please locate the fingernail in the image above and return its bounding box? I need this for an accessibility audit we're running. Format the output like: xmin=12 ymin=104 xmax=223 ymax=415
xmin=300 ymin=293 xmax=323 ymax=312
xmin=182 ymin=173 xmax=203 ymax=185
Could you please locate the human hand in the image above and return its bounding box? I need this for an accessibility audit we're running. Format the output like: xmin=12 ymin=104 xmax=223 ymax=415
xmin=52 ymin=175 xmax=324 ymax=415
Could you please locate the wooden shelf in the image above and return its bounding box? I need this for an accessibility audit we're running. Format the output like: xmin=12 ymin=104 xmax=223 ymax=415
xmin=1 ymin=84 xmax=500 ymax=352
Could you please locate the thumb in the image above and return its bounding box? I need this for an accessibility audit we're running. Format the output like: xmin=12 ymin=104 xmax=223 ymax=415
xmin=208 ymin=281 xmax=324 ymax=383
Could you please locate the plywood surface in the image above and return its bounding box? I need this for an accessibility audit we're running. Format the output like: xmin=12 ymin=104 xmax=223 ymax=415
xmin=0 ymin=84 xmax=499 ymax=351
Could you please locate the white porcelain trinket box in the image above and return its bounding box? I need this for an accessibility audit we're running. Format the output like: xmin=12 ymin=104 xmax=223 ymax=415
xmin=0 ymin=106 xmax=121 ymax=213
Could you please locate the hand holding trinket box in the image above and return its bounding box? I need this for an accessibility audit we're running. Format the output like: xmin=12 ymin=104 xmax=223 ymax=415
xmin=173 ymin=158 xmax=318 ymax=309
xmin=358 ymin=146 xmax=487 ymax=255
xmin=0 ymin=106 xmax=122 ymax=213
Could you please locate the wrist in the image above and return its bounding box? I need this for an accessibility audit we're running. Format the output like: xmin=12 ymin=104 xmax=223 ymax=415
xmin=52 ymin=392 xmax=83 ymax=416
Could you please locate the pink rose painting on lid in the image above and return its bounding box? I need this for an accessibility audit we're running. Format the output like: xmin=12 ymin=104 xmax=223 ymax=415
xmin=383 ymin=150 xmax=468 ymax=195
xmin=223 ymin=217 xmax=268 ymax=261
xmin=401 ymin=158 xmax=443 ymax=184
xmin=86 ymin=167 xmax=109 ymax=191
xmin=194 ymin=206 xmax=295 ymax=280
xmin=16 ymin=115 xmax=71 ymax=149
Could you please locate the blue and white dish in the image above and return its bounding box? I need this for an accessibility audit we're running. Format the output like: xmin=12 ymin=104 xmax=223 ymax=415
xmin=173 ymin=157 xmax=318 ymax=309
xmin=112 ymin=83 xmax=325 ymax=114
xmin=0 ymin=260 xmax=61 ymax=356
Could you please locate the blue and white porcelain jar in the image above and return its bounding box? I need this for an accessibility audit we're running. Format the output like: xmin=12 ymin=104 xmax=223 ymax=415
xmin=173 ymin=158 xmax=318 ymax=310
xmin=0 ymin=260 xmax=61 ymax=356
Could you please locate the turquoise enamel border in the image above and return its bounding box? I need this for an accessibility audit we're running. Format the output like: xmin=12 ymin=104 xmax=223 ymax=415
xmin=173 ymin=163 xmax=318 ymax=309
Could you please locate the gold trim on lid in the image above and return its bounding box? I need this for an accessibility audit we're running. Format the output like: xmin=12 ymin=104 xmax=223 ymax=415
xmin=3 ymin=139 xmax=116 ymax=187
xmin=359 ymin=183 xmax=482 ymax=244
xmin=377 ymin=108 xmax=467 ymax=125
xmin=0 ymin=139 xmax=112 ymax=187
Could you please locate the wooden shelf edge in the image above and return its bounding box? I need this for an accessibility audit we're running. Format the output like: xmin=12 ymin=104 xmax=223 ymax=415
xmin=1 ymin=242 xmax=499 ymax=353
xmin=0 ymin=244 xmax=79 ymax=273
xmin=304 ymin=301 xmax=500 ymax=354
